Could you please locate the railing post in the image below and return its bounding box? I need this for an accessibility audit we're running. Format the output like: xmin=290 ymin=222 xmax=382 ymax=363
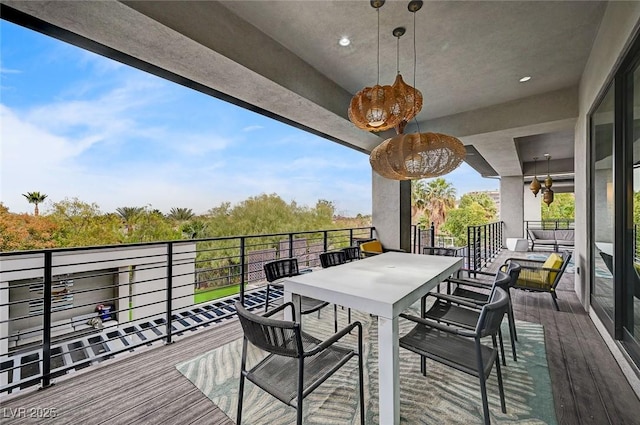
xmin=240 ymin=237 xmax=246 ymax=305
xmin=323 ymin=230 xmax=328 ymax=252
xmin=288 ymin=233 xmax=294 ymax=259
xmin=41 ymin=251 xmax=53 ymax=389
xmin=349 ymin=228 xmax=354 ymax=246
xmin=166 ymin=243 xmax=173 ymax=345
xmin=430 ymin=222 xmax=435 ymax=247
xmin=467 ymin=226 xmax=473 ymax=271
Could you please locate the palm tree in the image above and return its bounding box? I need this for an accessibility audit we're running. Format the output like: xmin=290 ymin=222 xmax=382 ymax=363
xmin=411 ymin=180 xmax=428 ymax=225
xmin=115 ymin=206 xmax=144 ymax=234
xmin=22 ymin=191 xmax=48 ymax=216
xmin=167 ymin=207 xmax=195 ymax=221
xmin=181 ymin=219 xmax=208 ymax=239
xmin=423 ymin=178 xmax=456 ymax=231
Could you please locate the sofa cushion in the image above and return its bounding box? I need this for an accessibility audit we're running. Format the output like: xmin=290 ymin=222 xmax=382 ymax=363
xmin=529 ymin=229 xmax=556 ymax=240
xmin=517 ymin=269 xmax=550 ymax=290
xmin=555 ymin=229 xmax=575 ymax=242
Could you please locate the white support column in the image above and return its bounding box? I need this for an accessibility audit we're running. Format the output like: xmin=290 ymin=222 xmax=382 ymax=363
xmin=372 ymin=172 xmax=411 ymax=252
xmin=523 ymin=184 xmax=542 ymax=223
xmin=500 ymin=176 xmax=525 ymax=241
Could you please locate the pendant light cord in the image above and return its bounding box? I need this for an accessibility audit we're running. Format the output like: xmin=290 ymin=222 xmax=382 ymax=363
xmin=377 ymin=8 xmax=380 ymax=85
xmin=396 ymin=35 xmax=400 ymax=75
xmin=412 ymin=8 xmax=421 ymax=133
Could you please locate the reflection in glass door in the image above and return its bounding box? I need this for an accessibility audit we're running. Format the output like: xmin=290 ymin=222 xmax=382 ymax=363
xmin=627 ymin=64 xmax=640 ymax=345
xmin=592 ymin=85 xmax=615 ymax=324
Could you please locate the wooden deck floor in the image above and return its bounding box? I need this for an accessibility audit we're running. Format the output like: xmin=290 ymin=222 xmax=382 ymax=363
xmin=1 ymin=251 xmax=639 ymax=425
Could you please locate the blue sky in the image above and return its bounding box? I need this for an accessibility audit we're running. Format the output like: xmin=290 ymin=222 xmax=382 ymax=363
xmin=1 ymin=21 xmax=498 ymax=216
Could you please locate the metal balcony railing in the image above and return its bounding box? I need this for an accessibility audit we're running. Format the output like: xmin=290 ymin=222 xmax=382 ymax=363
xmin=0 ymin=226 xmax=374 ymax=395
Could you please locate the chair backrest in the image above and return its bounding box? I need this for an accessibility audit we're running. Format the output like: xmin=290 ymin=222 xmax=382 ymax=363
xmin=501 ymin=261 xmax=522 ymax=288
xmin=342 ymin=246 xmax=361 ymax=261
xmin=423 ymin=246 xmax=458 ymax=256
xmin=476 ymin=287 xmax=509 ymax=338
xmin=320 ymin=251 xmax=346 ymax=268
xmin=488 ymin=270 xmax=511 ymax=295
xmin=264 ymin=258 xmax=300 ymax=282
xmin=235 ymin=302 xmax=302 ymax=358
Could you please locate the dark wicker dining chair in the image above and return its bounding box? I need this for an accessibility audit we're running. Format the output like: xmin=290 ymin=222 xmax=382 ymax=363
xmin=342 ymin=246 xmax=361 ymax=261
xmin=319 ymin=251 xmax=350 ymax=331
xmin=235 ymin=301 xmax=365 ymax=425
xmin=400 ymin=287 xmax=510 ymax=425
xmin=421 ymin=269 xmax=516 ymax=366
xmin=263 ymin=258 xmax=328 ymax=315
xmin=448 ymin=261 xmax=522 ymax=348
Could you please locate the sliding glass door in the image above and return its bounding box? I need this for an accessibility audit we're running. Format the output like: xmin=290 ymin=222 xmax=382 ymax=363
xmin=590 ymin=31 xmax=640 ymax=365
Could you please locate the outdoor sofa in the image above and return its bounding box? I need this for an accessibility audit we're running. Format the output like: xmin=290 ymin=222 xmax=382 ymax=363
xmin=527 ymin=229 xmax=574 ymax=251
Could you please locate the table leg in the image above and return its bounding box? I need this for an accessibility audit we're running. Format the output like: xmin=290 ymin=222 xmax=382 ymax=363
xmin=283 ymin=291 xmax=301 ymax=322
xmin=378 ymin=315 xmax=400 ymax=425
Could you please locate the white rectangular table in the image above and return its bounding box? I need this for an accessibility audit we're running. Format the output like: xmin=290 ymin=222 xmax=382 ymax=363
xmin=283 ymin=252 xmax=463 ymax=425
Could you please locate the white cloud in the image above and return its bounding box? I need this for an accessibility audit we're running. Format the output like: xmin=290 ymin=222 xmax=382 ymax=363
xmin=242 ymin=125 xmax=263 ymax=132
xmin=0 ymin=68 xmax=21 ymax=74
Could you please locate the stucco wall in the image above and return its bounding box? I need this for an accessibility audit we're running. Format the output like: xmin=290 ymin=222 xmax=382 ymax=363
xmin=500 ymin=176 xmax=525 ymax=240
xmin=372 ymin=172 xmax=411 ymax=252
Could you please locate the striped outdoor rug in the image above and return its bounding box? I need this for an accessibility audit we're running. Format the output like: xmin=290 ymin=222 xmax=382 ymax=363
xmin=176 ymin=307 xmax=556 ymax=424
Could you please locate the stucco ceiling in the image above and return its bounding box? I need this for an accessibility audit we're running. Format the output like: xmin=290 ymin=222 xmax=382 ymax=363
xmin=1 ymin=0 xmax=608 ymax=179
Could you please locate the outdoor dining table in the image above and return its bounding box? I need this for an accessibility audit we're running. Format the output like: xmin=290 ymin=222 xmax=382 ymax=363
xmin=283 ymin=251 xmax=463 ymax=425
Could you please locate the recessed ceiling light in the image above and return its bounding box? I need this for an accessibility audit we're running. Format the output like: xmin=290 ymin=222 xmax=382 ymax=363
xmin=339 ymin=36 xmax=351 ymax=47
xmin=519 ymin=76 xmax=532 ymax=83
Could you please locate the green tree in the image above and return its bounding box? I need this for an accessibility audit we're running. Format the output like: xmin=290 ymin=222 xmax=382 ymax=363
xmin=459 ymin=192 xmax=497 ymax=221
xmin=441 ymin=202 xmax=489 ymax=245
xmin=22 ymin=191 xmax=48 ymax=216
xmin=49 ymin=198 xmax=122 ymax=247
xmin=125 ymin=208 xmax=181 ymax=242
xmin=423 ymin=178 xmax=456 ymax=231
xmin=167 ymin=207 xmax=195 ymax=221
xmin=541 ymin=193 xmax=575 ymax=220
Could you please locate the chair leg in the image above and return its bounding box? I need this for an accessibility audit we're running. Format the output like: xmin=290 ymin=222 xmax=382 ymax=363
xmin=264 ymin=284 xmax=271 ymax=312
xmin=478 ymin=371 xmax=491 ymax=425
xmin=551 ymin=292 xmax=560 ymax=311
xmin=421 ymin=355 xmax=427 ymax=376
xmin=334 ymin=304 xmax=338 ymax=333
xmin=498 ymin=328 xmax=507 ymax=366
xmin=495 ymin=354 xmax=507 ymax=414
xmin=357 ymin=331 xmax=365 ymax=425
xmin=237 ymin=373 xmax=245 ymax=425
xmin=507 ymin=291 xmax=517 ymax=341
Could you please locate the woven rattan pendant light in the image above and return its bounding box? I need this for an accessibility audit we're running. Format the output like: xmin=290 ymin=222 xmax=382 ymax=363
xmin=348 ymin=0 xmax=405 ymax=132
xmin=391 ymin=26 xmax=422 ymax=133
xmin=369 ymin=0 xmax=465 ymax=180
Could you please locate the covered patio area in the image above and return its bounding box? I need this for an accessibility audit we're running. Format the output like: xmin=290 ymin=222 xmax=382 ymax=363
xmin=2 ymin=1 xmax=640 ymax=423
